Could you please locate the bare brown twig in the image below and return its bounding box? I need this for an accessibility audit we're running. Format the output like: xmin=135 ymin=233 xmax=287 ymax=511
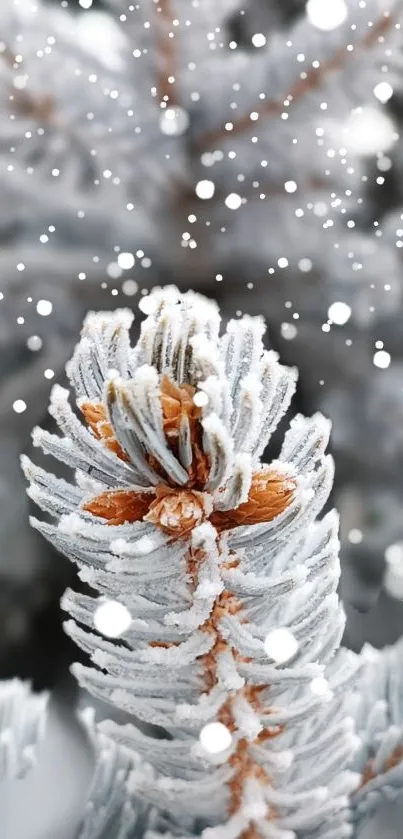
xmin=1 ymin=44 xmax=55 ymax=122
xmin=155 ymin=0 xmax=179 ymax=106
xmin=197 ymin=9 xmax=399 ymax=151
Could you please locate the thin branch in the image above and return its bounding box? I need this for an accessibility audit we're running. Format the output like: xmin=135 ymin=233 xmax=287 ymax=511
xmin=155 ymin=0 xmax=179 ymax=106
xmin=197 ymin=8 xmax=400 ymax=151
xmin=1 ymin=45 xmax=56 ymax=122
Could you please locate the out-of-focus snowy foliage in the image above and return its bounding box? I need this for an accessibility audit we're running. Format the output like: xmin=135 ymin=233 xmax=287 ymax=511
xmin=1 ymin=0 xmax=401 ymax=290
xmin=0 ymin=680 xmax=47 ymax=780
xmin=352 ymin=640 xmax=403 ymax=826
xmin=0 ymin=680 xmax=143 ymax=839
xmin=15 ymin=287 xmax=403 ymax=838
xmin=75 ymin=708 xmax=149 ymax=839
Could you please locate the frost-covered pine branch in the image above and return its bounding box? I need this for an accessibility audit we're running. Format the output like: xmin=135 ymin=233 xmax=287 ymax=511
xmin=3 ymin=0 xmax=403 ymax=599
xmin=21 ymin=286 xmax=403 ymax=838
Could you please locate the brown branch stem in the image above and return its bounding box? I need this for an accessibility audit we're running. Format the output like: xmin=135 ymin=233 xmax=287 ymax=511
xmin=155 ymin=0 xmax=179 ymax=106
xmin=1 ymin=44 xmax=55 ymax=122
xmin=197 ymin=7 xmax=400 ymax=151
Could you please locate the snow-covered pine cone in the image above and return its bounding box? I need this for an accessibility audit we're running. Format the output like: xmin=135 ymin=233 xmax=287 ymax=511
xmin=22 ymin=286 xmax=364 ymax=839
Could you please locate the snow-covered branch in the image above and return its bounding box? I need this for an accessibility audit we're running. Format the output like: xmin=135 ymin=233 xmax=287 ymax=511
xmin=23 ymin=286 xmax=396 ymax=839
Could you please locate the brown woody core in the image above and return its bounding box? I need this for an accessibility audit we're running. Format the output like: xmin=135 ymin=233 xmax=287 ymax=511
xmin=183 ymin=541 xmax=282 ymax=821
xmin=81 ymin=378 xmax=296 ymax=832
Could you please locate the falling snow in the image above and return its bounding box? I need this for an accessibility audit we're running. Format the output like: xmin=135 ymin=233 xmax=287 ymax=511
xmin=264 ymin=628 xmax=299 ymax=664
xmin=2 ymin=0 xmax=403 ymax=833
xmin=94 ymin=600 xmax=132 ymax=638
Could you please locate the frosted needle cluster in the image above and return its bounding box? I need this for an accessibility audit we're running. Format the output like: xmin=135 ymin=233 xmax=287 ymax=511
xmin=13 ymin=287 xmax=403 ymax=839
